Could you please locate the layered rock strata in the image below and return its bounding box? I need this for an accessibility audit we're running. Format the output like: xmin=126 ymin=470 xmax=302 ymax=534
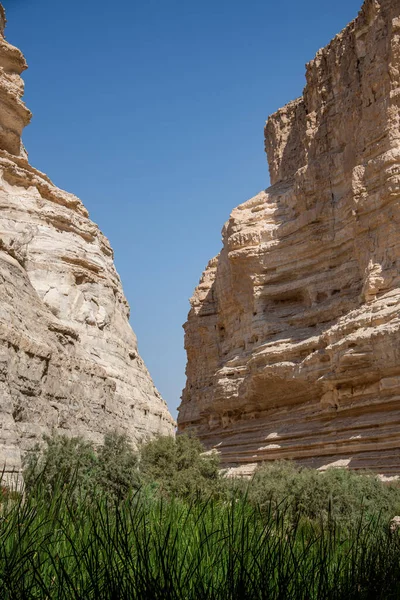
xmin=179 ymin=0 xmax=400 ymax=476
xmin=0 ymin=6 xmax=174 ymax=479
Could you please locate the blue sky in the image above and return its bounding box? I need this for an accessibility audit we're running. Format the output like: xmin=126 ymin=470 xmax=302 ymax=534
xmin=4 ymin=0 xmax=362 ymax=417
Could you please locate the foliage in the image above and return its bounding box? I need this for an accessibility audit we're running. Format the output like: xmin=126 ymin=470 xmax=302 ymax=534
xmin=13 ymin=434 xmax=400 ymax=597
xmin=23 ymin=431 xmax=140 ymax=501
xmin=23 ymin=433 xmax=400 ymax=526
xmin=23 ymin=433 xmax=98 ymax=498
xmin=95 ymin=431 xmax=140 ymax=501
xmin=0 ymin=482 xmax=400 ymax=599
xmin=23 ymin=431 xmax=221 ymax=503
xmin=139 ymin=434 xmax=221 ymax=499
xmin=248 ymin=460 xmax=400 ymax=526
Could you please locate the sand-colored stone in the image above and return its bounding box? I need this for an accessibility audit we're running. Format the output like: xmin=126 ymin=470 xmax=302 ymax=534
xmin=0 ymin=6 xmax=174 ymax=477
xmin=178 ymin=0 xmax=400 ymax=476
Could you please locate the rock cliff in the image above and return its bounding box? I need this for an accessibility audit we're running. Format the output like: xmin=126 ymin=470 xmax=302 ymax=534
xmin=0 ymin=5 xmax=174 ymax=479
xmin=178 ymin=0 xmax=400 ymax=476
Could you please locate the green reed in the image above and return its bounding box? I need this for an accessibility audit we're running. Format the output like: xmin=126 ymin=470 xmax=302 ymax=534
xmin=0 ymin=481 xmax=399 ymax=599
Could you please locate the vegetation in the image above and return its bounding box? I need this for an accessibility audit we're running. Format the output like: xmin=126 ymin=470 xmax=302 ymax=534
xmin=139 ymin=433 xmax=220 ymax=499
xmin=0 ymin=432 xmax=398 ymax=598
xmin=248 ymin=460 xmax=400 ymax=527
xmin=23 ymin=431 xmax=140 ymax=502
xmin=23 ymin=432 xmax=220 ymax=502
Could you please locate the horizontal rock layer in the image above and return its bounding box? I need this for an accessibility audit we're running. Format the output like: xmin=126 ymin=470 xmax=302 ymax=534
xmin=178 ymin=0 xmax=400 ymax=476
xmin=0 ymin=6 xmax=174 ymax=478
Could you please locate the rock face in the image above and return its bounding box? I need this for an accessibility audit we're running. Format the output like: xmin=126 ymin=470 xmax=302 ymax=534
xmin=0 ymin=6 xmax=174 ymax=478
xmin=178 ymin=0 xmax=400 ymax=476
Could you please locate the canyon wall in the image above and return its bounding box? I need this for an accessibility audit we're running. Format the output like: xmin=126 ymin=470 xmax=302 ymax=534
xmin=178 ymin=0 xmax=400 ymax=476
xmin=0 ymin=6 xmax=174 ymax=479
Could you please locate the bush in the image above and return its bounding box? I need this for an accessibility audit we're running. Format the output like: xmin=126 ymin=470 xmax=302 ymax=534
xmin=23 ymin=431 xmax=222 ymax=502
xmin=96 ymin=431 xmax=140 ymax=500
xmin=23 ymin=431 xmax=140 ymax=501
xmin=139 ymin=434 xmax=221 ymax=499
xmin=248 ymin=460 xmax=400 ymax=526
xmin=23 ymin=433 xmax=98 ymax=498
xmin=24 ymin=433 xmax=400 ymax=528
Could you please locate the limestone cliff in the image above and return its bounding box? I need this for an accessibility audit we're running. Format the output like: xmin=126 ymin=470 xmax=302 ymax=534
xmin=179 ymin=0 xmax=400 ymax=476
xmin=0 ymin=6 xmax=174 ymax=478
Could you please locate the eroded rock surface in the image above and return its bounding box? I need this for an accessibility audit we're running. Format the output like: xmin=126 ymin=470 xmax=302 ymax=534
xmin=0 ymin=6 xmax=174 ymax=478
xmin=179 ymin=0 xmax=400 ymax=476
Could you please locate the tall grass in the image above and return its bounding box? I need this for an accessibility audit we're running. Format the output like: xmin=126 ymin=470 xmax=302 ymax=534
xmin=0 ymin=481 xmax=399 ymax=599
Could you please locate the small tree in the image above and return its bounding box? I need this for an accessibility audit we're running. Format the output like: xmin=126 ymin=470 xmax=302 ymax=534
xmin=96 ymin=431 xmax=140 ymax=501
xmin=139 ymin=434 xmax=221 ymax=499
xmin=23 ymin=433 xmax=97 ymax=498
xmin=24 ymin=431 xmax=141 ymax=502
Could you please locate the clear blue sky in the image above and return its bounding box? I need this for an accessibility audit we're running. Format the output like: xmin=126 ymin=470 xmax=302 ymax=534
xmin=4 ymin=0 xmax=362 ymax=417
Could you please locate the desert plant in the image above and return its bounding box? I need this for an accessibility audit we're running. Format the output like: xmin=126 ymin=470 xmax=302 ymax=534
xmin=23 ymin=433 xmax=98 ymax=498
xmin=23 ymin=431 xmax=141 ymax=502
xmin=0 ymin=482 xmax=399 ymax=599
xmin=139 ymin=434 xmax=221 ymax=500
xmin=248 ymin=460 xmax=400 ymax=527
xmin=95 ymin=431 xmax=140 ymax=500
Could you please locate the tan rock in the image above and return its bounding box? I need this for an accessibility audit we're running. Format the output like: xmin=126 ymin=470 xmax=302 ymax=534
xmin=390 ymin=516 xmax=400 ymax=532
xmin=178 ymin=0 xmax=400 ymax=476
xmin=0 ymin=6 xmax=175 ymax=478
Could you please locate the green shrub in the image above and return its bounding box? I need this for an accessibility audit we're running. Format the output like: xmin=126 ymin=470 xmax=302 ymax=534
xmin=139 ymin=434 xmax=221 ymax=499
xmin=23 ymin=431 xmax=140 ymax=501
xmin=23 ymin=433 xmax=98 ymax=498
xmin=24 ymin=433 xmax=400 ymax=529
xmin=95 ymin=431 xmax=140 ymax=500
xmin=248 ymin=460 xmax=400 ymax=526
xmin=23 ymin=431 xmax=221 ymax=503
